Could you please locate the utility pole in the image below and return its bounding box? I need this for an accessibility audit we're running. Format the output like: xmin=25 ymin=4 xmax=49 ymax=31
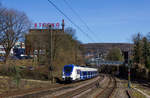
xmin=75 ymin=43 xmax=78 ymax=65
xmin=128 ymin=43 xmax=132 ymax=88
xmin=48 ymin=25 xmax=53 ymax=83
xmin=51 ymin=24 xmax=53 ymax=83
xmin=128 ymin=60 xmax=131 ymax=88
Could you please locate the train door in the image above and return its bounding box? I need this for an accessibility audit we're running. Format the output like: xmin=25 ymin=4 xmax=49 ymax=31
xmin=76 ymin=69 xmax=81 ymax=80
xmin=80 ymin=71 xmax=84 ymax=80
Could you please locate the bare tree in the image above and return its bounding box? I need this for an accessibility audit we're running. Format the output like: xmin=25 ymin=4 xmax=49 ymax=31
xmin=0 ymin=4 xmax=7 ymax=33
xmin=0 ymin=9 xmax=30 ymax=62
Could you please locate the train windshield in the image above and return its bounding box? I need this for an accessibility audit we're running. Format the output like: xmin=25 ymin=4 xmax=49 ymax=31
xmin=64 ymin=66 xmax=73 ymax=74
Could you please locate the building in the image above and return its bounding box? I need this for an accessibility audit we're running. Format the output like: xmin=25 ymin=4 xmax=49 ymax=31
xmin=25 ymin=20 xmax=65 ymax=55
xmin=0 ymin=45 xmax=5 ymax=56
xmin=0 ymin=42 xmax=25 ymax=56
xmin=13 ymin=42 xmax=25 ymax=57
xmin=14 ymin=42 xmax=25 ymax=49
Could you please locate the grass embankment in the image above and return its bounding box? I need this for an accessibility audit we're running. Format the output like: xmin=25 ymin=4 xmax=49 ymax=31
xmin=0 ymin=59 xmax=64 ymax=80
xmin=0 ymin=76 xmax=53 ymax=94
xmin=132 ymin=83 xmax=150 ymax=96
xmin=0 ymin=59 xmax=64 ymax=94
xmin=124 ymin=83 xmax=146 ymax=98
xmin=130 ymin=89 xmax=146 ymax=98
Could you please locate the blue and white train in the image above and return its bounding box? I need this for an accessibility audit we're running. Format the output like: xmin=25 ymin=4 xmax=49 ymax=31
xmin=62 ymin=64 xmax=98 ymax=81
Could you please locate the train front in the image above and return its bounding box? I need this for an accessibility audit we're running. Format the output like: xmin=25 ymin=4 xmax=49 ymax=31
xmin=62 ymin=64 xmax=74 ymax=81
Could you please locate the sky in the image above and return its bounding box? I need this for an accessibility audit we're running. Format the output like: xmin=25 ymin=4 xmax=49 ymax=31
xmin=1 ymin=0 xmax=150 ymax=43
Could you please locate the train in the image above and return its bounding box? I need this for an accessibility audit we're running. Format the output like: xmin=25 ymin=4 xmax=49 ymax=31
xmin=62 ymin=64 xmax=98 ymax=81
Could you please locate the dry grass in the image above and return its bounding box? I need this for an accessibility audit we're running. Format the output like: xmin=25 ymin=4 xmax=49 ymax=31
xmin=0 ymin=76 xmax=52 ymax=94
xmin=132 ymin=83 xmax=150 ymax=96
xmin=0 ymin=59 xmax=64 ymax=82
xmin=0 ymin=59 xmax=33 ymax=67
xmin=130 ymin=89 xmax=146 ymax=98
xmin=8 ymin=59 xmax=33 ymax=66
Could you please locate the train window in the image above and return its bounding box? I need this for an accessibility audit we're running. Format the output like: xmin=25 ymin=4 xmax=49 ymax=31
xmin=83 ymin=71 xmax=86 ymax=75
xmin=77 ymin=70 xmax=80 ymax=74
xmin=83 ymin=71 xmax=87 ymax=75
xmin=80 ymin=71 xmax=83 ymax=75
xmin=88 ymin=71 xmax=90 ymax=75
xmin=64 ymin=66 xmax=73 ymax=73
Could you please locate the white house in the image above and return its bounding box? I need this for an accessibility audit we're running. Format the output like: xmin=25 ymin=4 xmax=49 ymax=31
xmin=0 ymin=42 xmax=24 ymax=56
xmin=0 ymin=45 xmax=5 ymax=56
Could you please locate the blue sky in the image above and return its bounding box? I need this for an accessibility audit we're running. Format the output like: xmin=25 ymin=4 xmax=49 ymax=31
xmin=1 ymin=0 xmax=150 ymax=43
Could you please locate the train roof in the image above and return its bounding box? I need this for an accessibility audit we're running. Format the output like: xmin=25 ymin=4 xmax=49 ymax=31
xmin=64 ymin=64 xmax=97 ymax=71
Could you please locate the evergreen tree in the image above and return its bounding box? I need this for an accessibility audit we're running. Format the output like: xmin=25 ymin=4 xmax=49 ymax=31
xmin=133 ymin=33 xmax=143 ymax=64
xmin=142 ymin=37 xmax=150 ymax=69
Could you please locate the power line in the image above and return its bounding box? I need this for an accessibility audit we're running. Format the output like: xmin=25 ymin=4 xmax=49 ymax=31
xmin=47 ymin=0 xmax=96 ymax=42
xmin=63 ymin=0 xmax=99 ymax=41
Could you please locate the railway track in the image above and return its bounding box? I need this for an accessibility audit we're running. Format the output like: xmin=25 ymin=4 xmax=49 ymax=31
xmin=1 ymin=76 xmax=103 ymax=98
xmin=113 ymin=78 xmax=130 ymax=98
xmin=94 ymin=75 xmax=117 ymax=98
xmin=1 ymin=84 xmax=72 ymax=98
xmin=53 ymin=75 xmax=104 ymax=98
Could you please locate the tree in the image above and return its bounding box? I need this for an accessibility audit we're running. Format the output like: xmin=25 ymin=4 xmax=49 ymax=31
xmin=0 ymin=9 xmax=30 ymax=62
xmin=64 ymin=27 xmax=83 ymax=64
xmin=64 ymin=27 xmax=76 ymax=39
xmin=142 ymin=37 xmax=150 ymax=69
xmin=0 ymin=4 xmax=7 ymax=33
xmin=146 ymin=32 xmax=150 ymax=42
xmin=133 ymin=33 xmax=143 ymax=64
xmin=106 ymin=47 xmax=124 ymax=61
xmin=0 ymin=3 xmax=6 ymax=16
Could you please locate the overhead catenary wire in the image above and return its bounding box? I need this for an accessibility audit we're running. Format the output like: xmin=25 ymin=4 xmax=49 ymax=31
xmin=47 ymin=0 xmax=96 ymax=42
xmin=63 ymin=0 xmax=99 ymax=41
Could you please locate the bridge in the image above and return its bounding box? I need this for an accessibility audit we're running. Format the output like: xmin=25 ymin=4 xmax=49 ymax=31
xmin=88 ymin=58 xmax=124 ymax=74
xmin=97 ymin=60 xmax=123 ymax=66
xmin=89 ymin=58 xmax=124 ymax=67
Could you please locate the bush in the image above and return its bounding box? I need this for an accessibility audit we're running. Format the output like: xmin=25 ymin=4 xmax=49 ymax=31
xmin=149 ymin=71 xmax=150 ymax=81
xmin=20 ymin=66 xmax=49 ymax=80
